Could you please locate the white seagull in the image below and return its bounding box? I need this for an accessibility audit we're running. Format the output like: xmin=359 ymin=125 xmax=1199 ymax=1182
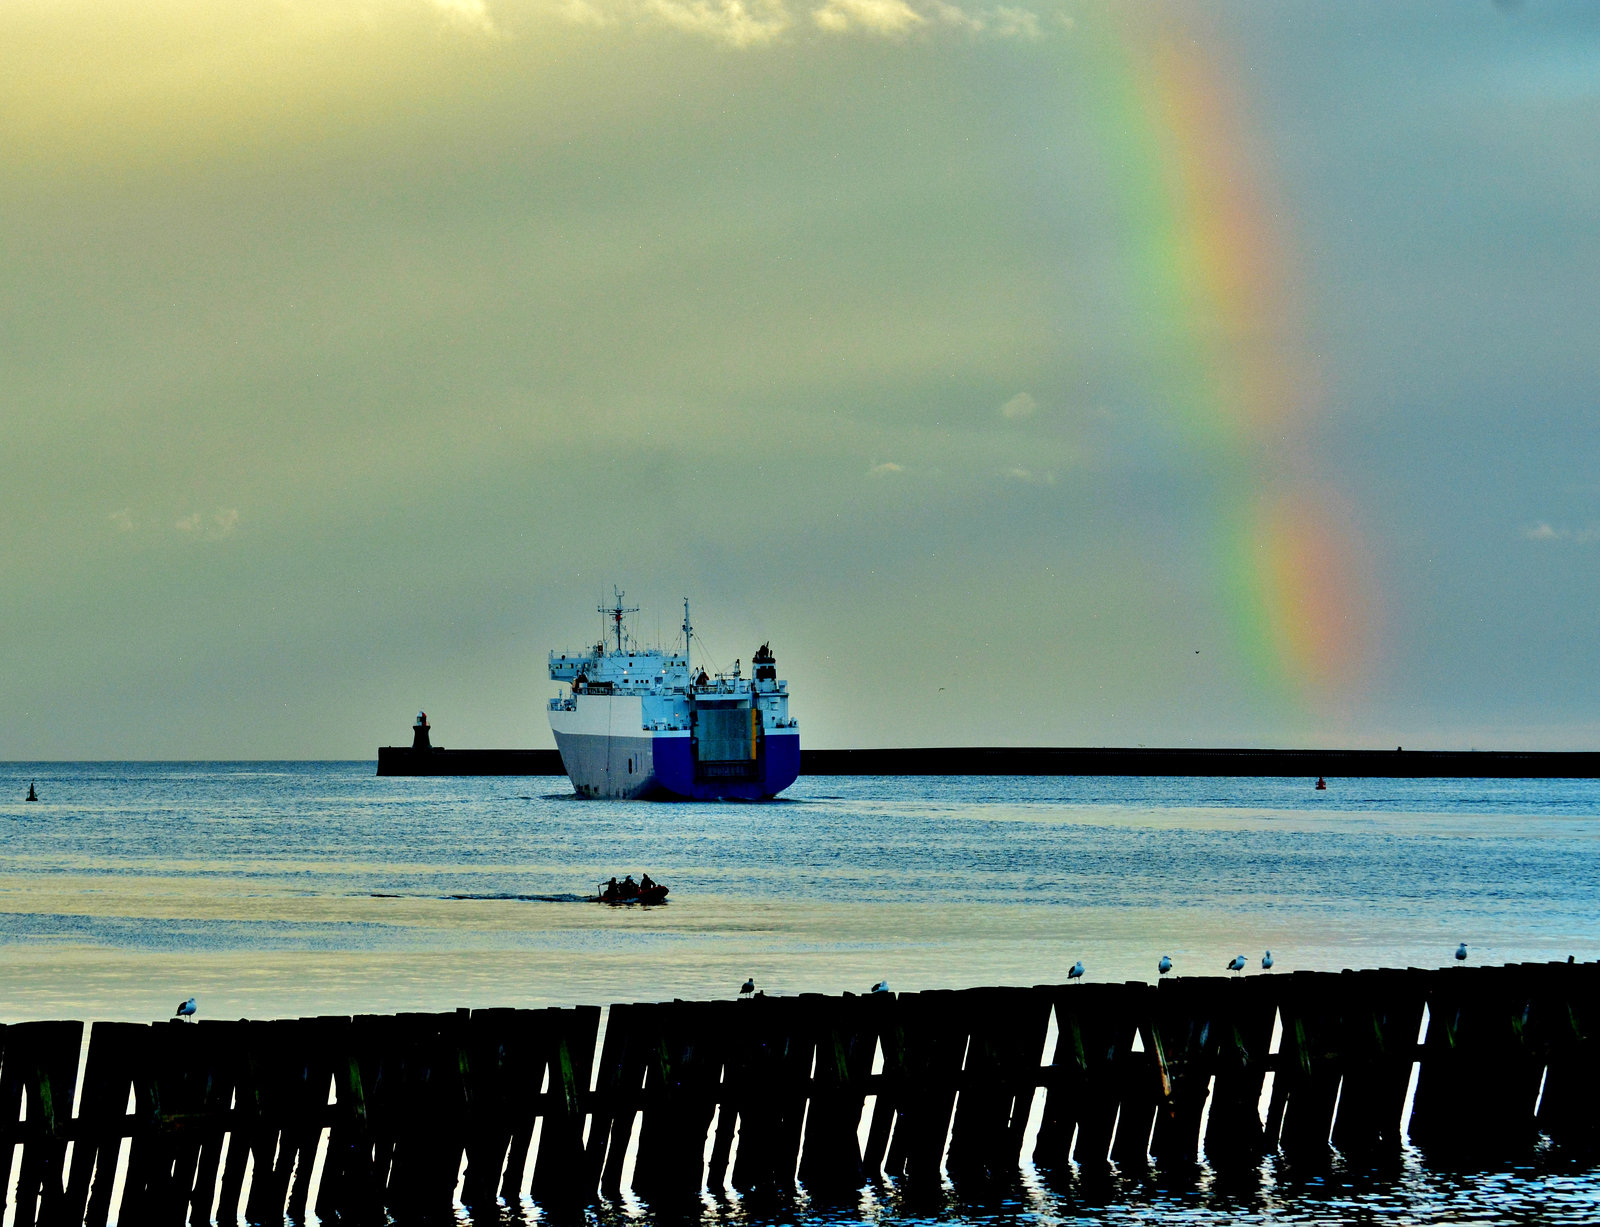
xmin=1261 ymin=951 xmax=1274 ymax=971
xmin=739 ymin=977 xmax=755 ymax=996
xmin=1455 ymin=942 xmax=1468 ymax=962
xmin=870 ymin=979 xmax=890 ymax=994
xmin=1158 ymin=955 xmax=1173 ymax=977
xmin=175 ymin=997 xmax=197 ymax=1021
xmin=1226 ymin=955 xmax=1247 ymax=975
xmin=1068 ymin=960 xmax=1085 ymax=983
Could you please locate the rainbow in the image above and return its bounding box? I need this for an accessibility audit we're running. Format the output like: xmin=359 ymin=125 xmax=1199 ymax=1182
xmin=1076 ymin=10 xmax=1372 ymax=710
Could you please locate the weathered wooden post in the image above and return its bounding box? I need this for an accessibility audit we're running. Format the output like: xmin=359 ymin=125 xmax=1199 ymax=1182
xmin=1202 ymin=977 xmax=1278 ymax=1167
xmin=876 ymin=989 xmax=968 ymax=1187
xmin=1266 ymin=970 xmax=1343 ymax=1165
xmin=1410 ymin=965 xmax=1544 ymax=1156
xmin=62 ymin=1021 xmax=142 ymax=1227
xmin=0 ymin=1019 xmax=83 ymax=1227
xmin=460 ymin=1007 xmax=533 ymax=1210
xmin=945 ymin=986 xmax=1052 ymax=1185
xmin=1327 ymin=968 xmax=1426 ymax=1158
xmin=726 ymin=995 xmax=814 ymax=1193
xmin=1533 ymin=960 xmax=1600 ymax=1146
xmin=525 ymin=1006 xmax=600 ymax=1208
xmin=314 ymin=1015 xmax=382 ymax=1225
xmin=1034 ymin=981 xmax=1150 ymax=1173
xmin=796 ymin=992 xmax=883 ymax=1195
xmin=631 ymin=1000 xmax=729 ymax=1201
xmin=585 ymin=1002 xmax=648 ymax=1198
xmin=1147 ymin=977 xmax=1215 ymax=1165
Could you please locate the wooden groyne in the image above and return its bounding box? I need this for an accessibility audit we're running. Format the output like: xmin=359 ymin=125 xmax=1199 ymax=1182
xmin=4 ymin=961 xmax=1594 ymax=1224
xmin=375 ymin=745 xmax=1600 ymax=777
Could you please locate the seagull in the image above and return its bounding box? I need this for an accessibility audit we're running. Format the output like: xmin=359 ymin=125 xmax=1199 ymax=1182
xmin=1068 ymin=960 xmax=1084 ymax=983
xmin=1158 ymin=955 xmax=1172 ymax=977
xmin=1455 ymin=942 xmax=1468 ymax=962
xmin=1226 ymin=955 xmax=1246 ymax=975
xmin=739 ymin=977 xmax=755 ymax=996
xmin=870 ymin=979 xmax=890 ymax=993
xmin=175 ymin=997 xmax=196 ymax=1021
xmin=1261 ymin=951 xmax=1274 ymax=971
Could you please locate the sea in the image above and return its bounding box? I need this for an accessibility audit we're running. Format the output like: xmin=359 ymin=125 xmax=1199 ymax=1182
xmin=2 ymin=762 xmax=1598 ymax=1225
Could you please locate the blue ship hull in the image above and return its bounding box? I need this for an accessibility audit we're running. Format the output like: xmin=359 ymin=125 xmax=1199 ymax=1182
xmin=652 ymin=730 xmax=800 ymax=801
xmin=550 ymin=728 xmax=800 ymax=800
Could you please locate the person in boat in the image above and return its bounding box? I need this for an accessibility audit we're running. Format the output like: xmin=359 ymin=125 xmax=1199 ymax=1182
xmin=621 ymin=874 xmax=638 ymax=899
xmin=602 ymin=876 xmax=620 ymax=902
xmin=640 ymin=873 xmax=657 ymax=893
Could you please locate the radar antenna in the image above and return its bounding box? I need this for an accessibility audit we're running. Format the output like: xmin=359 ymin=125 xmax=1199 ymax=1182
xmin=599 ymin=587 xmax=639 ymax=654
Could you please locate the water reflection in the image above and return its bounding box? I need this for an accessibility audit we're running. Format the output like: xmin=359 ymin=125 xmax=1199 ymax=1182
xmin=457 ymin=1147 xmax=1600 ymax=1227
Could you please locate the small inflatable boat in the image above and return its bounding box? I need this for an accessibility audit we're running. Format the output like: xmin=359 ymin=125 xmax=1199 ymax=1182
xmin=595 ymin=879 xmax=669 ymax=905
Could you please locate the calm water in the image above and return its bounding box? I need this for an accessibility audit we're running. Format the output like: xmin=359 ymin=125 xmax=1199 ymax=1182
xmin=2 ymin=763 xmax=1598 ymax=1224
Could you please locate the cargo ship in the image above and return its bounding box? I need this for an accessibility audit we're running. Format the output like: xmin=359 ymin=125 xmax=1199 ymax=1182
xmin=547 ymin=592 xmax=800 ymax=800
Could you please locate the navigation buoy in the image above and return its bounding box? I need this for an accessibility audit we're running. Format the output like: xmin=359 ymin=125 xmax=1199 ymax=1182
xmin=1315 ymin=776 xmax=1326 ymax=790
xmin=25 ymin=781 xmax=37 ymax=802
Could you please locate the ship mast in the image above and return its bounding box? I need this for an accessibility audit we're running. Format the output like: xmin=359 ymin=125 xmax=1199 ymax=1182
xmin=682 ymin=597 xmax=693 ymax=677
xmin=599 ymin=587 xmax=639 ymax=654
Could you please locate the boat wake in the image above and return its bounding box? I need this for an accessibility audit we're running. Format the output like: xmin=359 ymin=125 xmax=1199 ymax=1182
xmin=368 ymin=892 xmax=591 ymax=904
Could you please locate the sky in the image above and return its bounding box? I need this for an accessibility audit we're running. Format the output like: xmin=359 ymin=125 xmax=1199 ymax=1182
xmin=3 ymin=0 xmax=1598 ymax=758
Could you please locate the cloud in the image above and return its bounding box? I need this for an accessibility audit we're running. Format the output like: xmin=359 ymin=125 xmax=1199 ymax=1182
xmin=988 ymin=6 xmax=1042 ymax=39
xmin=550 ymin=0 xmax=618 ymax=25
xmin=926 ymin=0 xmax=982 ymax=30
xmin=869 ymin=460 xmax=905 ymax=475
xmin=924 ymin=1 xmax=1043 ymax=37
xmin=999 ymin=391 xmax=1037 ymax=419
xmin=428 ymin=0 xmax=499 ymax=33
xmin=813 ymin=0 xmax=923 ymax=35
xmin=108 ymin=509 xmax=136 ymax=534
xmin=1524 ymin=522 xmax=1600 ymax=543
xmin=647 ymin=0 xmax=792 ymax=43
xmin=1004 ymin=466 xmax=1053 ymax=484
xmin=176 ymin=509 xmax=241 ymax=541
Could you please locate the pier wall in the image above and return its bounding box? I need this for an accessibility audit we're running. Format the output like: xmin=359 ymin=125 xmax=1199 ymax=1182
xmin=377 ymin=745 xmax=1600 ymax=777
xmin=2 ymin=961 xmax=1595 ymax=1224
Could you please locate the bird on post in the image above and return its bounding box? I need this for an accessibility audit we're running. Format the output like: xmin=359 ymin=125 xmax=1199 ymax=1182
xmin=1455 ymin=942 xmax=1468 ymax=962
xmin=739 ymin=977 xmax=755 ymax=997
xmin=1068 ymin=960 xmax=1084 ymax=983
xmin=1261 ymin=951 xmax=1274 ymax=971
xmin=1158 ymin=955 xmax=1173 ymax=977
xmin=1226 ymin=955 xmax=1246 ymax=975
xmin=870 ymin=979 xmax=890 ymax=994
xmin=175 ymin=997 xmax=197 ymax=1022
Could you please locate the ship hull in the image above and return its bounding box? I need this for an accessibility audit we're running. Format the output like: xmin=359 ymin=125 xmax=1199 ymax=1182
xmin=550 ymin=697 xmax=798 ymax=800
